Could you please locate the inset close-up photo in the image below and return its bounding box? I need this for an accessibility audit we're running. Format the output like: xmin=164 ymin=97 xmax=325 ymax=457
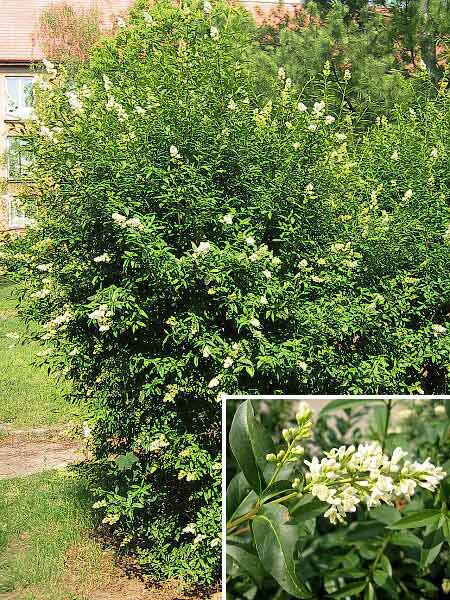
xmin=226 ymin=398 xmax=450 ymax=599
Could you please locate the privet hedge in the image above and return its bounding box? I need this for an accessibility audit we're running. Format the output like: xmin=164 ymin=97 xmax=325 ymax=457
xmin=6 ymin=0 xmax=450 ymax=584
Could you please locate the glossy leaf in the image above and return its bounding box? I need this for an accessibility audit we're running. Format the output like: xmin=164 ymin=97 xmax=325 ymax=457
xmin=252 ymin=504 xmax=313 ymax=599
xmin=229 ymin=400 xmax=275 ymax=495
xmin=261 ymin=480 xmax=294 ymax=504
xmin=289 ymin=493 xmax=328 ymax=521
xmin=388 ymin=509 xmax=441 ymax=530
xmin=226 ymin=543 xmax=266 ymax=587
xmin=319 ymin=398 xmax=384 ymax=417
xmin=332 ymin=581 xmax=368 ymax=598
xmin=226 ymin=471 xmax=252 ymax=522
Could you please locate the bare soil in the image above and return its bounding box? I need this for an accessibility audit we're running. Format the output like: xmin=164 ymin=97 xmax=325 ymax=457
xmin=0 ymin=431 xmax=82 ymax=479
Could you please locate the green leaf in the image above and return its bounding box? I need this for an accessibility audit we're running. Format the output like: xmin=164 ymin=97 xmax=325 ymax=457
xmin=261 ymin=480 xmax=294 ymax=504
xmin=390 ymin=531 xmax=422 ymax=549
xmin=369 ymin=505 xmax=401 ymax=525
xmin=226 ymin=472 xmax=252 ymax=522
xmin=229 ymin=400 xmax=275 ymax=495
xmin=364 ymin=582 xmax=376 ymax=600
xmin=114 ymin=452 xmax=138 ymax=471
xmin=289 ymin=493 xmax=328 ymax=521
xmin=420 ymin=527 xmax=445 ymax=568
xmin=332 ymin=581 xmax=368 ymax=598
xmin=226 ymin=543 xmax=266 ymax=587
xmin=388 ymin=509 xmax=441 ymax=530
xmin=373 ymin=569 xmax=388 ymax=587
xmin=227 ymin=489 xmax=258 ymax=525
xmin=319 ymin=398 xmax=384 ymax=417
xmin=252 ymin=504 xmax=312 ymax=599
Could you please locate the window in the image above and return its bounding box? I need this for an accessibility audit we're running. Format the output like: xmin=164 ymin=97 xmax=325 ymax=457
xmin=7 ymin=195 xmax=28 ymax=229
xmin=7 ymin=137 xmax=33 ymax=181
xmin=5 ymin=76 xmax=34 ymax=120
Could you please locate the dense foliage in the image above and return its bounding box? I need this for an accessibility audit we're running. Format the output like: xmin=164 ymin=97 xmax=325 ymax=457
xmin=4 ymin=0 xmax=450 ymax=586
xmin=227 ymin=399 xmax=450 ymax=599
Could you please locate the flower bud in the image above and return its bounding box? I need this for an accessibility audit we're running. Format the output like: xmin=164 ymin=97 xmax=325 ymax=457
xmin=292 ymin=478 xmax=302 ymax=489
xmin=443 ymin=579 xmax=450 ymax=594
xmin=292 ymin=445 xmax=305 ymax=456
xmin=296 ymin=401 xmax=313 ymax=424
xmin=276 ymin=450 xmax=285 ymax=460
xmin=282 ymin=428 xmax=290 ymax=442
xmin=266 ymin=453 xmax=277 ymax=462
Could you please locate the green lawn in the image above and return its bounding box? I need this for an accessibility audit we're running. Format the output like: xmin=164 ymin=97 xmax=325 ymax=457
xmin=0 ymin=470 xmax=111 ymax=600
xmin=0 ymin=280 xmax=74 ymax=428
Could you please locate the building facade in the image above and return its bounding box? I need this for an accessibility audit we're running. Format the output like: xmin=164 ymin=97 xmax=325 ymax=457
xmin=0 ymin=0 xmax=133 ymax=232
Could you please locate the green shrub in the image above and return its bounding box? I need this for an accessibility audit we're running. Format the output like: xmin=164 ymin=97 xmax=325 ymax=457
xmin=6 ymin=0 xmax=450 ymax=584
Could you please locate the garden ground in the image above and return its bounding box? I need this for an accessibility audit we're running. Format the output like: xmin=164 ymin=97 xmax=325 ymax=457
xmin=0 ymin=281 xmax=207 ymax=600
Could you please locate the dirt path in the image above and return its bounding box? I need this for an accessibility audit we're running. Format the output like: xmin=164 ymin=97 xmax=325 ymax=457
xmin=0 ymin=426 xmax=82 ymax=479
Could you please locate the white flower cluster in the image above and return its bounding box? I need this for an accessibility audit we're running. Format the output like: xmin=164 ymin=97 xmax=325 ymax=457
xmin=112 ymin=213 xmax=143 ymax=230
xmin=106 ymin=95 xmax=128 ymax=122
xmin=93 ymin=253 xmax=111 ymax=263
xmin=148 ymin=433 xmax=169 ymax=453
xmin=301 ymin=443 xmax=445 ymax=524
xmin=88 ymin=304 xmax=113 ymax=332
xmin=66 ymin=91 xmax=84 ymax=113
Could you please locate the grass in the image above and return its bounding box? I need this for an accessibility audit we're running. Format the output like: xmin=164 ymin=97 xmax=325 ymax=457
xmin=0 ymin=470 xmax=112 ymax=600
xmin=0 ymin=280 xmax=74 ymax=428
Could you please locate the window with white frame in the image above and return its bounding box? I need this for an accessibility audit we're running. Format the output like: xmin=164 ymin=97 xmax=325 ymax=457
xmin=5 ymin=76 xmax=34 ymax=120
xmin=7 ymin=137 xmax=33 ymax=181
xmin=7 ymin=194 xmax=28 ymax=229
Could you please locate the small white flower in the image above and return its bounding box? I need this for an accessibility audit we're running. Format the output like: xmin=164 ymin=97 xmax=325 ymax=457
xmin=324 ymin=115 xmax=335 ymax=125
xmin=210 ymin=26 xmax=219 ymax=40
xmin=33 ymin=288 xmax=51 ymax=299
xmin=37 ymin=263 xmax=51 ymax=272
xmin=182 ymin=523 xmax=196 ymax=534
xmin=202 ymin=347 xmax=212 ymax=358
xmin=93 ymin=253 xmax=111 ymax=263
xmin=43 ymin=58 xmax=57 ymax=75
xmin=403 ymin=189 xmax=413 ymax=201
xmin=391 ymin=150 xmax=399 ymax=161
xmin=260 ymin=295 xmax=268 ymax=305
xmin=434 ymin=404 xmax=446 ymax=416
xmin=204 ymin=0 xmax=213 ymax=12
xmin=223 ymin=357 xmax=233 ymax=368
xmin=308 ymin=123 xmax=317 ymax=132
xmin=250 ymin=318 xmax=261 ymax=328
xmin=292 ymin=142 xmax=300 ymax=150
xmin=82 ymin=421 xmax=92 ymax=438
xmin=313 ymin=101 xmax=325 ymax=116
xmin=246 ymin=236 xmax=256 ymax=246
xmin=66 ymin=91 xmax=83 ymax=113
xmin=208 ymin=377 xmax=220 ymax=388
xmin=170 ymin=145 xmax=181 ymax=159
xmin=263 ymin=270 xmax=272 ymax=279
xmin=193 ymin=534 xmax=207 ymax=545
xmin=210 ymin=538 xmax=221 ymax=547
xmin=112 ymin=212 xmax=126 ymax=224
xmin=298 ymin=361 xmax=308 ymax=371
xmin=102 ymin=75 xmax=113 ymax=91
xmin=343 ymin=69 xmax=351 ymax=81
xmin=297 ymin=102 xmax=307 ymax=112
xmin=277 ymin=66 xmax=286 ymax=80
xmin=134 ymin=105 xmax=146 ymax=116
xmin=299 ymin=259 xmax=308 ymax=268
xmin=227 ymin=99 xmax=236 ymax=111
xmin=432 ymin=323 xmax=447 ymax=335
xmin=222 ymin=214 xmax=233 ymax=224
xmin=431 ymin=147 xmax=438 ymax=158
xmin=195 ymin=241 xmax=211 ymax=254
xmin=116 ymin=16 xmax=126 ymax=27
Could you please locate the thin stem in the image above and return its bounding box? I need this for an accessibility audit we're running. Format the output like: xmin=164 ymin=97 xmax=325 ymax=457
xmin=226 ymin=508 xmax=258 ymax=531
xmin=270 ymin=491 xmax=298 ymax=505
xmin=382 ymin=399 xmax=393 ymax=451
